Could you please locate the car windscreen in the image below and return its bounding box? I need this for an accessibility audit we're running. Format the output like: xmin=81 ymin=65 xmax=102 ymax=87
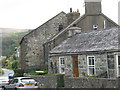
xmin=20 ymin=78 xmax=35 ymax=83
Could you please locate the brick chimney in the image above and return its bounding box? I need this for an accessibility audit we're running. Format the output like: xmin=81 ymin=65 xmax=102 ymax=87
xmin=85 ymin=0 xmax=102 ymax=15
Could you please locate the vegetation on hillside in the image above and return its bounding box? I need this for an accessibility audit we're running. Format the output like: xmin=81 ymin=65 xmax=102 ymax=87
xmin=2 ymin=54 xmax=20 ymax=70
xmin=2 ymin=31 xmax=28 ymax=56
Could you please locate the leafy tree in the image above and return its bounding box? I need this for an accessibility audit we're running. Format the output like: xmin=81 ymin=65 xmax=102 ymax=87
xmin=12 ymin=60 xmax=19 ymax=70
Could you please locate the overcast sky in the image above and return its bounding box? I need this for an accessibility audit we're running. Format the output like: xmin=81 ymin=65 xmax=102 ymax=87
xmin=0 ymin=0 xmax=119 ymax=29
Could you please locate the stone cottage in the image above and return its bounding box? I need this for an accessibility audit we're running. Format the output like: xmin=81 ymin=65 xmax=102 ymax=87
xmin=49 ymin=27 xmax=120 ymax=78
xmin=20 ymin=0 xmax=118 ymax=72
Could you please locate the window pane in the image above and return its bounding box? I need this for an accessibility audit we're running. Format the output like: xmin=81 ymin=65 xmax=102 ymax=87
xmin=88 ymin=57 xmax=94 ymax=65
xmin=92 ymin=59 xmax=94 ymax=65
xmin=63 ymin=59 xmax=65 ymax=64
xmin=118 ymin=56 xmax=120 ymax=65
xmin=89 ymin=58 xmax=92 ymax=65
xmin=60 ymin=58 xmax=65 ymax=65
xmin=60 ymin=58 xmax=62 ymax=64
xmin=61 ymin=67 xmax=65 ymax=73
xmin=119 ymin=66 xmax=120 ymax=76
xmin=89 ymin=68 xmax=94 ymax=75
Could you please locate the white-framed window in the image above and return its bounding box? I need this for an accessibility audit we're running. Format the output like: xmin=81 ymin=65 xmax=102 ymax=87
xmin=59 ymin=57 xmax=65 ymax=74
xmin=87 ymin=56 xmax=95 ymax=76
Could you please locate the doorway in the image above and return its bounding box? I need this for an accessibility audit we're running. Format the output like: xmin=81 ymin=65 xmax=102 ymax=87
xmin=72 ymin=56 xmax=79 ymax=77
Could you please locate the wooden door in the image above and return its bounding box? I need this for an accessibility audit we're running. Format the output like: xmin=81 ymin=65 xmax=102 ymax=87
xmin=73 ymin=56 xmax=79 ymax=77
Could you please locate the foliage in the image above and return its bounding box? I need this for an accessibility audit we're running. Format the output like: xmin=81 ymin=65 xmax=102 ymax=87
xmin=14 ymin=69 xmax=24 ymax=77
xmin=14 ymin=72 xmax=23 ymax=77
xmin=2 ymin=54 xmax=20 ymax=70
xmin=11 ymin=60 xmax=20 ymax=70
xmin=2 ymin=31 xmax=28 ymax=56
xmin=0 ymin=69 xmax=4 ymax=75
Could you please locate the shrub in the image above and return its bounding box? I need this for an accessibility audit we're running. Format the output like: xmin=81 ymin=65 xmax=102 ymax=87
xmin=14 ymin=73 xmax=23 ymax=77
xmin=14 ymin=69 xmax=24 ymax=77
xmin=12 ymin=60 xmax=19 ymax=70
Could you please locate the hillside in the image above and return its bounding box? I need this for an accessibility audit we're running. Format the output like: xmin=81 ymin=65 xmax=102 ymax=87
xmin=1 ymin=28 xmax=29 ymax=56
xmin=0 ymin=28 xmax=29 ymax=34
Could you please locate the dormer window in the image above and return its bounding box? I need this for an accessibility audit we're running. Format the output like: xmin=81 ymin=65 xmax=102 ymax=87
xmin=93 ymin=24 xmax=98 ymax=30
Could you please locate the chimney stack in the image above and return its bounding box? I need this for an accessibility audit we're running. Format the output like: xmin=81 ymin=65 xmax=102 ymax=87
xmin=68 ymin=25 xmax=81 ymax=37
xmin=67 ymin=8 xmax=80 ymax=25
xmin=85 ymin=0 xmax=102 ymax=15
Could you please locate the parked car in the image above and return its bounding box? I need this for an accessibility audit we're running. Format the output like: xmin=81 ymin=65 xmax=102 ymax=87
xmin=3 ymin=77 xmax=39 ymax=90
xmin=0 ymin=76 xmax=10 ymax=88
xmin=8 ymin=73 xmax=14 ymax=79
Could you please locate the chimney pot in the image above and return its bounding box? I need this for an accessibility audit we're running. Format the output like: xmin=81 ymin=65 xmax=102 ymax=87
xmin=70 ymin=8 xmax=72 ymax=13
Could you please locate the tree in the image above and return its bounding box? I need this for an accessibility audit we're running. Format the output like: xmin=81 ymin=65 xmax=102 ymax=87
xmin=12 ymin=60 xmax=19 ymax=70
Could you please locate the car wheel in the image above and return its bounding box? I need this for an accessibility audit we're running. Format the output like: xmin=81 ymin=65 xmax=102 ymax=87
xmin=1 ymin=86 xmax=6 ymax=90
xmin=15 ymin=88 xmax=17 ymax=90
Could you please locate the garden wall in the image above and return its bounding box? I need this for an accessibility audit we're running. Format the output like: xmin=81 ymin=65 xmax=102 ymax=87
xmin=24 ymin=74 xmax=120 ymax=88
xmin=64 ymin=77 xmax=119 ymax=88
xmin=24 ymin=74 xmax=64 ymax=88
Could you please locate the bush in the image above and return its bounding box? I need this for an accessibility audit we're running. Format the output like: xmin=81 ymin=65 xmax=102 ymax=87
xmin=12 ymin=60 xmax=19 ymax=70
xmin=14 ymin=73 xmax=23 ymax=77
xmin=14 ymin=69 xmax=24 ymax=77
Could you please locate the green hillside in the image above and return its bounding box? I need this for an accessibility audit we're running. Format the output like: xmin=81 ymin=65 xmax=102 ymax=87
xmin=2 ymin=31 xmax=28 ymax=56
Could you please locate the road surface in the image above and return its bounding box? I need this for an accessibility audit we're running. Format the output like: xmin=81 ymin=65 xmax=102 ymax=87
xmin=0 ymin=68 xmax=14 ymax=90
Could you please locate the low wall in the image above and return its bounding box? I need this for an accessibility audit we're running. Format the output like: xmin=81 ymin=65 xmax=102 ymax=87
xmin=65 ymin=77 xmax=119 ymax=88
xmin=24 ymin=74 xmax=120 ymax=88
xmin=24 ymin=74 xmax=64 ymax=88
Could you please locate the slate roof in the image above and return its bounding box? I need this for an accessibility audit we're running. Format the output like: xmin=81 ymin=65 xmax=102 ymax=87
xmin=50 ymin=27 xmax=120 ymax=54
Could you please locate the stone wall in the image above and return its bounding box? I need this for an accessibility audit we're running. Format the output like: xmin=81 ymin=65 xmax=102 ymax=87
xmin=79 ymin=53 xmax=112 ymax=78
xmin=49 ymin=56 xmax=73 ymax=76
xmin=107 ymin=53 xmax=116 ymax=78
xmin=20 ymin=12 xmax=68 ymax=71
xmin=24 ymin=74 xmax=120 ymax=88
xmin=65 ymin=77 xmax=119 ymax=88
xmin=25 ymin=74 xmax=64 ymax=88
xmin=49 ymin=52 xmax=117 ymax=78
xmin=77 ymin=15 xmax=118 ymax=33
